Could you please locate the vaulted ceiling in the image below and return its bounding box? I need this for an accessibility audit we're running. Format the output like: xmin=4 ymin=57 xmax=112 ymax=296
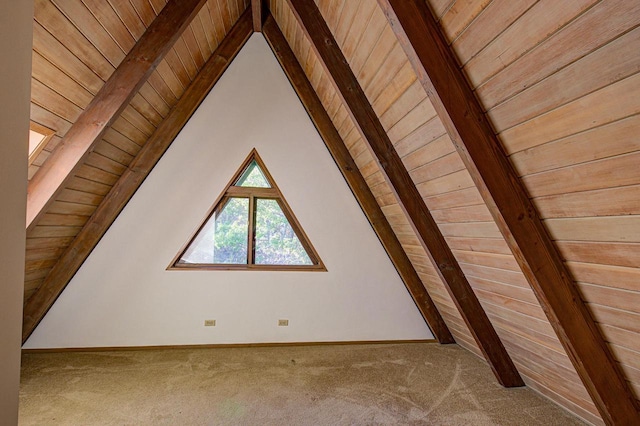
xmin=24 ymin=1 xmax=640 ymax=424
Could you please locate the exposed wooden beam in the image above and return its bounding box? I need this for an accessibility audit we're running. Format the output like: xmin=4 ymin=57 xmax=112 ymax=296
xmin=262 ymin=15 xmax=454 ymax=344
xmin=285 ymin=0 xmax=523 ymax=388
xmin=25 ymin=0 xmax=208 ymax=232
xmin=22 ymin=10 xmax=254 ymax=344
xmin=376 ymin=0 xmax=640 ymax=423
xmin=252 ymin=0 xmax=264 ymax=32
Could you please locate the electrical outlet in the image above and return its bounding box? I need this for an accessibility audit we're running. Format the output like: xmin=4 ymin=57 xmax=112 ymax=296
xmin=278 ymin=319 xmax=289 ymax=326
xmin=204 ymin=319 xmax=216 ymax=327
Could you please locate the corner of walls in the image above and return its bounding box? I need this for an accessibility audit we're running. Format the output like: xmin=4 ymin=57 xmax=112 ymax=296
xmin=0 ymin=1 xmax=32 ymax=424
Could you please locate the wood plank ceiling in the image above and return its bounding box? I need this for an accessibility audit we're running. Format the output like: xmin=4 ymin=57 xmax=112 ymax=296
xmin=24 ymin=0 xmax=640 ymax=424
xmin=27 ymin=0 xmax=249 ymax=299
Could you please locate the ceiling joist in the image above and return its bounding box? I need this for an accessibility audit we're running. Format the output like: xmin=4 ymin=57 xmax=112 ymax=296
xmin=285 ymin=0 xmax=523 ymax=388
xmin=25 ymin=0 xmax=209 ymax=232
xmin=21 ymin=9 xmax=254 ymax=343
xmin=376 ymin=0 xmax=640 ymax=423
xmin=262 ymin=14 xmax=454 ymax=344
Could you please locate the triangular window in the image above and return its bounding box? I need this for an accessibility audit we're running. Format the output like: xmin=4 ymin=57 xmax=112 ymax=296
xmin=236 ymin=160 xmax=270 ymax=188
xmin=171 ymin=149 xmax=324 ymax=271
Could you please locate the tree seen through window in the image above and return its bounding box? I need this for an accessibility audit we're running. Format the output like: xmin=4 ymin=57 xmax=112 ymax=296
xmin=172 ymin=150 xmax=323 ymax=270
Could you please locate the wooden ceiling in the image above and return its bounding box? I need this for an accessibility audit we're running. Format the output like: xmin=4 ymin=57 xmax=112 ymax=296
xmin=27 ymin=0 xmax=249 ymax=294
xmin=24 ymin=0 xmax=640 ymax=424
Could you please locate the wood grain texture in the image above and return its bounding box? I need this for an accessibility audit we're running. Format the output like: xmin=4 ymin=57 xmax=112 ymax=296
xmin=27 ymin=0 xmax=209 ymax=230
xmin=481 ymin=0 xmax=640 ymax=115
xmin=501 ymin=72 xmax=640 ymax=155
xmin=462 ymin=0 xmax=597 ymax=88
xmin=27 ymin=5 xmax=243 ymax=297
xmin=287 ymin=0 xmax=522 ymax=388
xmin=450 ymin=0 xmax=536 ymax=65
xmin=22 ymin=10 xmax=253 ymax=343
xmin=252 ymin=0 xmax=264 ymax=30
xmin=378 ymin=0 xmax=640 ymax=423
xmin=510 ymin=114 xmax=640 ymax=177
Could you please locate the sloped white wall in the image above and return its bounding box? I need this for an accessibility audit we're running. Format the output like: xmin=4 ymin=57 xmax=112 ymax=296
xmin=25 ymin=35 xmax=432 ymax=349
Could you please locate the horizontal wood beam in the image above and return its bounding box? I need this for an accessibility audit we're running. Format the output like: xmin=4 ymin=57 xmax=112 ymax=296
xmin=22 ymin=9 xmax=253 ymax=344
xmin=285 ymin=0 xmax=523 ymax=387
xmin=376 ymin=0 xmax=640 ymax=423
xmin=262 ymin=14 xmax=454 ymax=344
xmin=26 ymin=0 xmax=208 ymax=232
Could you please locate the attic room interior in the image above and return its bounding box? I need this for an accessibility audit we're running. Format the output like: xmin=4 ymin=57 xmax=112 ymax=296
xmin=1 ymin=0 xmax=639 ymax=424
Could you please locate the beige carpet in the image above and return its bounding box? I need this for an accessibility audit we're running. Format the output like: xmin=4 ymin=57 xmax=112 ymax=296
xmin=19 ymin=342 xmax=585 ymax=425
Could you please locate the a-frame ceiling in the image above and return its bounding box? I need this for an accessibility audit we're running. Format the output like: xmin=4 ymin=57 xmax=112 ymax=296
xmin=23 ymin=1 xmax=640 ymax=424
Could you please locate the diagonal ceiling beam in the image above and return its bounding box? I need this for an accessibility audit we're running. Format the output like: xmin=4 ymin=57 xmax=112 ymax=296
xmin=285 ymin=0 xmax=523 ymax=388
xmin=262 ymin=14 xmax=454 ymax=344
xmin=376 ymin=0 xmax=640 ymax=423
xmin=22 ymin=9 xmax=253 ymax=343
xmin=25 ymin=0 xmax=209 ymax=232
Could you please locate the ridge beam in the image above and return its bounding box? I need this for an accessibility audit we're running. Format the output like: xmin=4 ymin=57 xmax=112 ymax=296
xmin=252 ymin=0 xmax=264 ymax=31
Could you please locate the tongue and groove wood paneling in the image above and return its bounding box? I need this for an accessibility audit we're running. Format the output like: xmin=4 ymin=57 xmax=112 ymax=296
xmin=361 ymin=1 xmax=599 ymax=419
xmin=271 ymin=0 xmax=629 ymax=423
xmin=25 ymin=0 xmax=249 ymax=302
xmin=385 ymin=85 xmax=600 ymax=422
xmin=434 ymin=0 xmax=640 ymax=421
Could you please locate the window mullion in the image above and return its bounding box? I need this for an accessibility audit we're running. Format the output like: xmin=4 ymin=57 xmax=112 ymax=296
xmin=247 ymin=195 xmax=256 ymax=265
xmin=171 ymin=150 xmax=325 ymax=271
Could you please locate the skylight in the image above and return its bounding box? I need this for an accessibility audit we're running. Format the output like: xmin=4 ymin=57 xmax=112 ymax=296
xmin=28 ymin=130 xmax=47 ymax=156
xmin=28 ymin=123 xmax=55 ymax=166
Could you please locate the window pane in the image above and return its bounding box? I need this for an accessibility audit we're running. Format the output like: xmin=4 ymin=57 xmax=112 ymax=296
xmin=28 ymin=130 xmax=46 ymax=156
xmin=254 ymin=199 xmax=312 ymax=265
xmin=235 ymin=160 xmax=270 ymax=188
xmin=180 ymin=197 xmax=249 ymax=264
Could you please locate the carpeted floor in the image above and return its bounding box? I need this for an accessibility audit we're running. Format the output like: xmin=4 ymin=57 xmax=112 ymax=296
xmin=19 ymin=342 xmax=585 ymax=425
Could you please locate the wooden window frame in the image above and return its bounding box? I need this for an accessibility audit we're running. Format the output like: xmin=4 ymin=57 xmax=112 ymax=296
xmin=28 ymin=122 xmax=55 ymax=167
xmin=169 ymin=149 xmax=326 ymax=272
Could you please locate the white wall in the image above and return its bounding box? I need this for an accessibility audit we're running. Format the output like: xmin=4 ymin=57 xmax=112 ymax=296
xmin=25 ymin=35 xmax=432 ymax=349
xmin=0 ymin=1 xmax=31 ymax=424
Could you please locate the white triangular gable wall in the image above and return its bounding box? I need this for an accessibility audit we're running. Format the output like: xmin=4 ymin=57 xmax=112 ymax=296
xmin=25 ymin=35 xmax=432 ymax=348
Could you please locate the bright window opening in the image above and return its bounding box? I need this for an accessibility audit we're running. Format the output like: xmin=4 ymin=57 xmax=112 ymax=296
xmin=171 ymin=149 xmax=324 ymax=271
xmin=255 ymin=198 xmax=312 ymax=265
xmin=181 ymin=197 xmax=250 ymax=264
xmin=28 ymin=122 xmax=55 ymax=166
xmin=29 ymin=130 xmax=47 ymax=156
xmin=236 ymin=160 xmax=270 ymax=188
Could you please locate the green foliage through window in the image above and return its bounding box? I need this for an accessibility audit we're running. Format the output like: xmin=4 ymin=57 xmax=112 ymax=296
xmin=236 ymin=160 xmax=270 ymax=188
xmin=172 ymin=150 xmax=323 ymax=271
xmin=255 ymin=199 xmax=312 ymax=265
